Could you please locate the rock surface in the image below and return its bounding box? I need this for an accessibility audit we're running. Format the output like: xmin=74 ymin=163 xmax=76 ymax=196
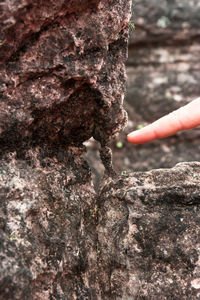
xmin=1 ymin=153 xmax=200 ymax=299
xmin=98 ymin=162 xmax=200 ymax=299
xmin=1 ymin=0 xmax=200 ymax=299
xmin=0 ymin=0 xmax=131 ymax=298
xmin=0 ymin=0 xmax=130 ymax=151
xmin=0 ymin=146 xmax=98 ymax=299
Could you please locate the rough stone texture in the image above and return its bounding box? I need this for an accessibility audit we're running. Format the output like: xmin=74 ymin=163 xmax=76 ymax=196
xmin=0 ymin=0 xmax=131 ymax=298
xmin=0 ymin=0 xmax=101 ymax=62
xmin=98 ymin=162 xmax=200 ymax=299
xmin=0 ymin=146 xmax=99 ymax=299
xmin=1 ymin=154 xmax=200 ymax=299
xmin=1 ymin=0 xmax=200 ymax=299
xmin=0 ymin=0 xmax=130 ymax=151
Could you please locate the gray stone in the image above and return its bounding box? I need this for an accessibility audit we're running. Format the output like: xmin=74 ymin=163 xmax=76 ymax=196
xmin=1 ymin=0 xmax=200 ymax=299
xmin=98 ymin=162 xmax=200 ymax=299
xmin=0 ymin=0 xmax=131 ymax=151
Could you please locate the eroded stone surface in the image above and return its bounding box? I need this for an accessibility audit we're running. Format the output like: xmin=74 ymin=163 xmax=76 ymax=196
xmin=0 ymin=0 xmax=131 ymax=298
xmin=98 ymin=162 xmax=200 ymax=299
xmin=0 ymin=146 xmax=99 ymax=299
xmin=0 ymin=0 xmax=131 ymax=151
xmin=1 ymin=0 xmax=200 ymax=299
xmin=1 ymin=152 xmax=200 ymax=299
xmin=0 ymin=0 xmax=101 ymax=62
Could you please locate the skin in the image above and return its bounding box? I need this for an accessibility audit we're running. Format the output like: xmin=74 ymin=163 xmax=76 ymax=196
xmin=127 ymin=97 xmax=200 ymax=144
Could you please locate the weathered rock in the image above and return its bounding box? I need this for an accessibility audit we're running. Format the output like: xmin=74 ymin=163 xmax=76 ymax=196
xmin=1 ymin=0 xmax=200 ymax=299
xmin=0 ymin=146 xmax=99 ymax=300
xmin=0 ymin=0 xmax=131 ymax=152
xmin=1 ymin=153 xmax=200 ymax=299
xmin=98 ymin=162 xmax=200 ymax=299
xmin=0 ymin=0 xmax=131 ymax=298
xmin=0 ymin=0 xmax=101 ymax=63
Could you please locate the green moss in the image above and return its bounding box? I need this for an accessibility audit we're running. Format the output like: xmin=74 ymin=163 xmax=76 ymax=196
xmin=9 ymin=231 xmax=18 ymax=241
xmin=128 ymin=21 xmax=135 ymax=32
xmin=116 ymin=141 xmax=123 ymax=149
xmin=137 ymin=124 xmax=144 ymax=130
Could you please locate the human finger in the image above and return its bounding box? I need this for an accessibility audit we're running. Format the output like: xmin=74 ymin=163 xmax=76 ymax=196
xmin=127 ymin=97 xmax=200 ymax=144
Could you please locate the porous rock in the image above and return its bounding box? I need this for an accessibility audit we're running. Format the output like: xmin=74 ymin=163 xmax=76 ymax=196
xmin=98 ymin=162 xmax=200 ymax=299
xmin=1 ymin=0 xmax=200 ymax=299
xmin=0 ymin=146 xmax=99 ymax=299
xmin=0 ymin=0 xmax=131 ymax=298
xmin=0 ymin=0 xmax=131 ymax=150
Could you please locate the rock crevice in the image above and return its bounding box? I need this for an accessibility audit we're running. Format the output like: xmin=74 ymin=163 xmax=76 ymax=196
xmin=1 ymin=0 xmax=200 ymax=299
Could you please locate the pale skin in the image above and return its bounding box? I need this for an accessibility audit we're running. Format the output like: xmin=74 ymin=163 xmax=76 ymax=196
xmin=127 ymin=97 xmax=200 ymax=144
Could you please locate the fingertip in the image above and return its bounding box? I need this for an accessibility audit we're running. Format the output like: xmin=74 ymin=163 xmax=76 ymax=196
xmin=127 ymin=132 xmax=138 ymax=144
xmin=127 ymin=127 xmax=154 ymax=144
xmin=127 ymin=134 xmax=132 ymax=143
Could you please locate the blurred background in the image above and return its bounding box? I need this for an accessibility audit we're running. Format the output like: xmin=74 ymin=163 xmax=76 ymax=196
xmin=85 ymin=0 xmax=200 ymax=190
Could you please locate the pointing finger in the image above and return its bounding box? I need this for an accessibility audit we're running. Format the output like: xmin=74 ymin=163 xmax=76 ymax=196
xmin=127 ymin=97 xmax=200 ymax=144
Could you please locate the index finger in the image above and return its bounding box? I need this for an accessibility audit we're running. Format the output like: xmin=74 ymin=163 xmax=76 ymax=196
xmin=127 ymin=97 xmax=200 ymax=144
